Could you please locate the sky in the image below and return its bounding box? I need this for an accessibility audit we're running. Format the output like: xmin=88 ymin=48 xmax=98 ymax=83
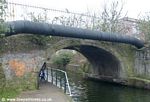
xmin=8 ymin=0 xmax=150 ymax=19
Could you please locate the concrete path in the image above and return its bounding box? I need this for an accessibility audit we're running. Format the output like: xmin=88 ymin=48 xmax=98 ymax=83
xmin=16 ymin=82 xmax=72 ymax=102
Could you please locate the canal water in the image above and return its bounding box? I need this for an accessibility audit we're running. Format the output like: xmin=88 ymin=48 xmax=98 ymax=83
xmin=67 ymin=70 xmax=150 ymax=102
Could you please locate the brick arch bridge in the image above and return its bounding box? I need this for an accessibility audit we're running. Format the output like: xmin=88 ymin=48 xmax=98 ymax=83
xmin=47 ymin=38 xmax=139 ymax=85
xmin=2 ymin=20 xmax=150 ymax=89
xmin=0 ymin=35 xmax=149 ymax=89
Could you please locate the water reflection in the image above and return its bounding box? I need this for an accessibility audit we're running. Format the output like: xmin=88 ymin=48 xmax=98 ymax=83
xmin=67 ymin=70 xmax=150 ymax=102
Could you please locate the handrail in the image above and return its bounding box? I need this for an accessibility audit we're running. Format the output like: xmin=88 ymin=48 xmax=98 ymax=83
xmin=47 ymin=67 xmax=72 ymax=96
xmin=64 ymin=70 xmax=72 ymax=96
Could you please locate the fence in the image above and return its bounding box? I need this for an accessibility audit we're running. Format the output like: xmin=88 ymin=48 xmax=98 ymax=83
xmin=6 ymin=1 xmax=96 ymax=29
xmin=5 ymin=0 xmax=145 ymax=40
xmin=46 ymin=68 xmax=72 ymax=96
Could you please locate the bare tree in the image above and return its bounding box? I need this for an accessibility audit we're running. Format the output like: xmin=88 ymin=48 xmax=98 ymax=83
xmin=22 ymin=9 xmax=49 ymax=23
xmin=0 ymin=0 xmax=7 ymax=22
xmin=97 ymin=1 xmax=127 ymax=33
xmin=51 ymin=1 xmax=127 ymax=34
xmin=138 ymin=13 xmax=150 ymax=43
xmin=19 ymin=0 xmax=127 ymax=36
xmin=52 ymin=13 xmax=88 ymax=28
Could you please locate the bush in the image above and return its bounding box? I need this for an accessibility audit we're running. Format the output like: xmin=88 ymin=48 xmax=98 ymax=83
xmin=51 ymin=50 xmax=74 ymax=70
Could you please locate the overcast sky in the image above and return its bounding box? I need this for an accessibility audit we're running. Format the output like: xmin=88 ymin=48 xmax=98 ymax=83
xmin=8 ymin=0 xmax=150 ymax=19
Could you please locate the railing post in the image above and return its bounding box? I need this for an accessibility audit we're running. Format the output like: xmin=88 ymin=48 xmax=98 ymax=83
xmin=48 ymin=68 xmax=71 ymax=96
xmin=64 ymin=71 xmax=72 ymax=96
xmin=51 ymin=68 xmax=53 ymax=84
xmin=47 ymin=68 xmax=48 ymax=82
xmin=56 ymin=70 xmax=58 ymax=86
xmin=60 ymin=75 xmax=62 ymax=88
xmin=64 ymin=74 xmax=67 ymax=93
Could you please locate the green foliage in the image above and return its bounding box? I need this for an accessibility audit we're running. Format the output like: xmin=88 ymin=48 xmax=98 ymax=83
xmin=22 ymin=10 xmax=52 ymax=46
xmin=0 ymin=86 xmax=20 ymax=99
xmin=0 ymin=63 xmax=6 ymax=94
xmin=0 ymin=63 xmax=37 ymax=99
xmin=51 ymin=50 xmax=74 ymax=69
xmin=27 ymin=35 xmax=51 ymax=46
xmin=0 ymin=64 xmax=19 ymax=99
xmin=0 ymin=0 xmax=7 ymax=38
xmin=0 ymin=73 xmax=37 ymax=99
xmin=0 ymin=0 xmax=7 ymax=21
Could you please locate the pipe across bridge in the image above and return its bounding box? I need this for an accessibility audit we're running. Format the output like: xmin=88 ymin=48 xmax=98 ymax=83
xmin=4 ymin=20 xmax=144 ymax=49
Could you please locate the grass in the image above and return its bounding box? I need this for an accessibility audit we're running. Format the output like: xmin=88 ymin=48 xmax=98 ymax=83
xmin=0 ymin=86 xmax=20 ymax=101
xmin=0 ymin=76 xmax=37 ymax=102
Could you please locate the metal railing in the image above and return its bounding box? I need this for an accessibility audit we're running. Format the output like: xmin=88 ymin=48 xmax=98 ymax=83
xmin=5 ymin=1 xmax=145 ymax=41
xmin=6 ymin=1 xmax=96 ymax=29
xmin=47 ymin=67 xmax=72 ymax=96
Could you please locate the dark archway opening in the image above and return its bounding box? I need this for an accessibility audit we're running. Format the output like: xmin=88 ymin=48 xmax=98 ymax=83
xmin=64 ymin=45 xmax=122 ymax=80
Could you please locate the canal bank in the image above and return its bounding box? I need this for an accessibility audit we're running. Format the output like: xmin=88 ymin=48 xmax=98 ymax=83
xmin=84 ymin=73 xmax=150 ymax=90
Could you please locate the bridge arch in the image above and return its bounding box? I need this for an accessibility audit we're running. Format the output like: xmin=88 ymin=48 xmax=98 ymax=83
xmin=48 ymin=39 xmax=127 ymax=81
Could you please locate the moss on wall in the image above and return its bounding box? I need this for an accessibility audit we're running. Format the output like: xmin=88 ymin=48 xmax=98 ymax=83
xmin=0 ymin=63 xmax=19 ymax=99
xmin=0 ymin=63 xmax=6 ymax=93
xmin=0 ymin=35 xmax=45 ymax=53
xmin=0 ymin=35 xmax=45 ymax=99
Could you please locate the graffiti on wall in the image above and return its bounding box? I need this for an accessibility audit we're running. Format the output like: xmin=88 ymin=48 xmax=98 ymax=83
xmin=9 ymin=59 xmax=26 ymax=77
